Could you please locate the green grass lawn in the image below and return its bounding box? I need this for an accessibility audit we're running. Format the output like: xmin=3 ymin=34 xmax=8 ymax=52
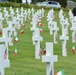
xmin=1 ymin=7 xmax=76 ymax=75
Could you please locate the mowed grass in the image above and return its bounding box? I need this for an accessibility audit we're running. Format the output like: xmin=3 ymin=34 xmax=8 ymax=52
xmin=1 ymin=7 xmax=76 ymax=75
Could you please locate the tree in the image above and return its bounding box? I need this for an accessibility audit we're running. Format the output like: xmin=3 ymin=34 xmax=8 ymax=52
xmin=73 ymin=0 xmax=76 ymax=2
xmin=53 ymin=0 xmax=67 ymax=8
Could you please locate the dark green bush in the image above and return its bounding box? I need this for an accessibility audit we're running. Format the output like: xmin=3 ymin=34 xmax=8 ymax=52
xmin=0 ymin=2 xmax=70 ymax=11
xmin=53 ymin=0 xmax=67 ymax=8
xmin=72 ymin=0 xmax=76 ymax=2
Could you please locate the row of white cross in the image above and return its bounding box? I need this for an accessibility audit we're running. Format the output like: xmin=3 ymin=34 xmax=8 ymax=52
xmin=0 ymin=6 xmax=45 ymax=75
xmin=30 ymin=8 xmax=58 ymax=75
xmin=0 ymin=6 xmax=76 ymax=75
xmin=30 ymin=8 xmax=44 ymax=59
xmin=0 ymin=6 xmax=34 ymax=75
xmin=30 ymin=8 xmax=76 ymax=75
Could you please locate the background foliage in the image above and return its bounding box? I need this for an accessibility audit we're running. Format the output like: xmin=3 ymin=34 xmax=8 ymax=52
xmin=73 ymin=0 xmax=76 ymax=2
xmin=7 ymin=0 xmax=68 ymax=7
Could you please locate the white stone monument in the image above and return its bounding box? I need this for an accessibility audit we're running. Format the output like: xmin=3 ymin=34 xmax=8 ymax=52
xmin=3 ymin=11 xmax=9 ymax=22
xmin=64 ymin=18 xmax=69 ymax=35
xmin=0 ymin=28 xmax=10 ymax=75
xmin=30 ymin=13 xmax=38 ymax=36
xmin=59 ymin=9 xmax=63 ymax=19
xmin=32 ymin=28 xmax=43 ymax=59
xmin=60 ymin=17 xmax=69 ymax=56
xmin=23 ymin=10 xmax=28 ymax=23
xmin=3 ymin=7 xmax=9 ymax=20
xmin=30 ymin=20 xmax=37 ymax=36
xmin=52 ymin=22 xmax=59 ymax=44
xmin=70 ymin=16 xmax=76 ymax=43
xmin=15 ymin=8 xmax=19 ymax=15
xmin=7 ymin=21 xmax=16 ymax=46
xmin=0 ymin=45 xmax=10 ymax=75
xmin=0 ymin=12 xmax=4 ymax=30
xmin=41 ymin=8 xmax=45 ymax=18
xmin=31 ymin=8 xmax=34 ymax=17
xmin=27 ymin=9 xmax=31 ymax=19
xmin=12 ymin=17 xmax=19 ymax=36
xmin=60 ymin=30 xmax=69 ymax=56
xmin=42 ymin=42 xmax=58 ymax=75
xmin=9 ymin=6 xmax=15 ymax=18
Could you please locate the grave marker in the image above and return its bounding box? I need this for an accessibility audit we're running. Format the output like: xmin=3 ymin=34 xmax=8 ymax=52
xmin=60 ymin=34 xmax=69 ymax=56
xmin=9 ymin=6 xmax=15 ymax=18
xmin=0 ymin=45 xmax=10 ymax=75
xmin=31 ymin=8 xmax=34 ymax=17
xmin=28 ymin=9 xmax=31 ymax=19
xmin=0 ymin=12 xmax=4 ymax=30
xmin=42 ymin=42 xmax=58 ymax=75
xmin=0 ymin=28 xmax=11 ymax=75
xmin=32 ymin=28 xmax=43 ymax=59
xmin=52 ymin=22 xmax=59 ymax=44
xmin=70 ymin=16 xmax=76 ymax=43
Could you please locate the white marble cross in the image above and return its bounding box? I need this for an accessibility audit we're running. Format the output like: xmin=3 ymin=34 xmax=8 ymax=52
xmin=60 ymin=17 xmax=69 ymax=56
xmin=9 ymin=6 xmax=14 ymax=18
xmin=31 ymin=8 xmax=34 ymax=17
xmin=30 ymin=13 xmax=38 ymax=36
xmin=52 ymin=22 xmax=59 ymax=44
xmin=7 ymin=21 xmax=16 ymax=46
xmin=48 ymin=19 xmax=53 ymax=29
xmin=59 ymin=9 xmax=63 ymax=19
xmin=7 ymin=20 xmax=17 ymax=34
xmin=49 ymin=21 xmax=55 ymax=35
xmin=3 ymin=7 xmax=8 ymax=19
xmin=69 ymin=9 xmax=73 ymax=22
xmin=23 ymin=10 xmax=28 ymax=23
xmin=32 ymin=28 xmax=43 ymax=59
xmin=28 ymin=9 xmax=31 ymax=19
xmin=64 ymin=18 xmax=69 ymax=35
xmin=3 ymin=7 xmax=7 ymax=13
xmin=15 ymin=8 xmax=19 ymax=14
xmin=0 ymin=44 xmax=10 ymax=75
xmin=19 ymin=7 xmax=25 ymax=27
xmin=20 ymin=11 xmax=25 ymax=26
xmin=12 ymin=17 xmax=19 ymax=36
xmin=0 ymin=28 xmax=11 ymax=56
xmin=0 ymin=12 xmax=4 ymax=29
xmin=42 ymin=42 xmax=58 ymax=75
xmin=20 ymin=7 xmax=24 ymax=13
xmin=47 ymin=9 xmax=54 ymax=22
xmin=30 ymin=20 xmax=37 ymax=36
xmin=4 ymin=11 xmax=9 ymax=22
xmin=41 ymin=8 xmax=45 ymax=18
xmin=0 ymin=28 xmax=10 ymax=46
xmin=60 ymin=15 xmax=64 ymax=25
xmin=3 ymin=7 xmax=9 ymax=21
xmin=70 ymin=16 xmax=76 ymax=43
xmin=16 ymin=14 xmax=21 ymax=29
xmin=60 ymin=17 xmax=69 ymax=36
xmin=60 ymin=34 xmax=69 ymax=56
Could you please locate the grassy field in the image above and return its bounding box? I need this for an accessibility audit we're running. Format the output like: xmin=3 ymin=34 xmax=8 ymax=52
xmin=1 ymin=7 xmax=76 ymax=75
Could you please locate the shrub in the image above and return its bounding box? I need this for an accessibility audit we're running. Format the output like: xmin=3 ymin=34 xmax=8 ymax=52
xmin=0 ymin=2 xmax=70 ymax=11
